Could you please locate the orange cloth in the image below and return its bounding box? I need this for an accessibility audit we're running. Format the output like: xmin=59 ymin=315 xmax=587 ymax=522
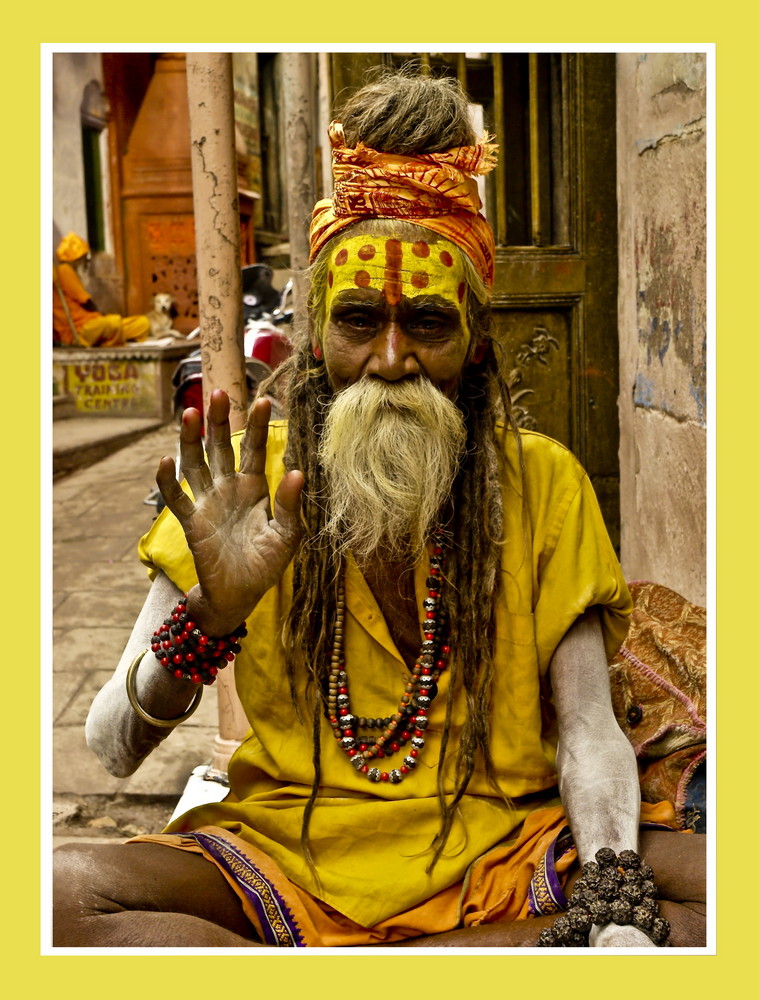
xmin=53 ymin=263 xmax=99 ymax=343
xmin=310 ymin=122 xmax=498 ymax=286
xmin=129 ymin=800 xmax=679 ymax=947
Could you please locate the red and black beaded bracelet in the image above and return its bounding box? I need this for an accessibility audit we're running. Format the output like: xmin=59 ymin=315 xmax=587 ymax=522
xmin=150 ymin=595 xmax=248 ymax=686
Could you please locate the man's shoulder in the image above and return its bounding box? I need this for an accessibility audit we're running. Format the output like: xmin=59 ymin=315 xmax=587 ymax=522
xmin=494 ymin=424 xmax=589 ymax=521
xmin=495 ymin=423 xmax=585 ymax=477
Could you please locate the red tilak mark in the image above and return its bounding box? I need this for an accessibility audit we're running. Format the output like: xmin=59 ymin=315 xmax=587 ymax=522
xmin=383 ymin=239 xmax=403 ymax=305
xmin=412 ymin=241 xmax=430 ymax=258
xmin=354 ymin=270 xmax=371 ymax=288
xmin=411 ymin=272 xmax=429 ymax=289
xmin=358 ymin=244 xmax=376 ymax=261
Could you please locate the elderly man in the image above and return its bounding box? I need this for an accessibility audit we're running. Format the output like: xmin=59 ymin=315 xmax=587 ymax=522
xmin=53 ymin=74 xmax=705 ymax=948
xmin=53 ymin=232 xmax=150 ymax=347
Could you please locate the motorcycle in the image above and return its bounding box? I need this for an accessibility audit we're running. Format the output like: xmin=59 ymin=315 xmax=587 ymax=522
xmin=144 ymin=267 xmax=293 ymax=514
xmin=170 ymin=267 xmax=293 ymax=430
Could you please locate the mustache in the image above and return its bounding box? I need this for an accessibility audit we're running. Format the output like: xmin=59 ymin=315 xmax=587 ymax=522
xmin=327 ymin=374 xmax=451 ymax=417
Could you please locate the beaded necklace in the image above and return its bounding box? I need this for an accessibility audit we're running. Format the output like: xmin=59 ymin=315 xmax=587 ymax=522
xmin=326 ymin=529 xmax=450 ymax=784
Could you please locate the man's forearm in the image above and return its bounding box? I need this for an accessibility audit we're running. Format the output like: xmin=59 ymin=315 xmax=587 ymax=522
xmin=86 ymin=571 xmax=196 ymax=776
xmin=556 ymin=721 xmax=641 ymax=864
xmin=550 ymin=608 xmax=657 ymax=946
xmin=550 ymin=608 xmax=641 ymax=861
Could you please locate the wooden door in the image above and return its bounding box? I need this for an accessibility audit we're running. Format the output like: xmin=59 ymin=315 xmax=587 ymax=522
xmin=485 ymin=53 xmax=620 ymax=547
xmin=329 ymin=52 xmax=620 ymax=546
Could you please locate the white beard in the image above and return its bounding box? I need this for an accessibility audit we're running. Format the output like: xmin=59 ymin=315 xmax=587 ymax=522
xmin=317 ymin=377 xmax=467 ymax=563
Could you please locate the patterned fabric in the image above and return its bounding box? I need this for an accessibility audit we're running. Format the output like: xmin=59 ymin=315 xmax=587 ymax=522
xmin=527 ymin=827 xmax=574 ymax=916
xmin=178 ymin=832 xmax=306 ymax=946
xmin=525 ymin=815 xmax=680 ymax=918
xmin=310 ymin=122 xmax=498 ymax=286
xmin=608 ymin=582 xmax=707 ymax=832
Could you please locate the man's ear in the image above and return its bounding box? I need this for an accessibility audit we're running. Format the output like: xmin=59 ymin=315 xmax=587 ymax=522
xmin=470 ymin=341 xmax=487 ymax=365
xmin=309 ymin=317 xmax=323 ymax=359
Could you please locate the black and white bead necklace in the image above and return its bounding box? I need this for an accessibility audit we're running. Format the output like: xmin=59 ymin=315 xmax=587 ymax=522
xmin=327 ymin=529 xmax=449 ymax=784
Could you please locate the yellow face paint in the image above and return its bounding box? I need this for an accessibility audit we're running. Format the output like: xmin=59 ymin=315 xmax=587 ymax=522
xmin=324 ymin=234 xmax=469 ymax=331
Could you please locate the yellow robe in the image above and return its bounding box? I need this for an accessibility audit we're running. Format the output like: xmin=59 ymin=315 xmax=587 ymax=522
xmin=137 ymin=422 xmax=631 ymax=927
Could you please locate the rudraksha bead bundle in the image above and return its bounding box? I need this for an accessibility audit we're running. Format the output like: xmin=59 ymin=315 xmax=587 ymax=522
xmin=151 ymin=595 xmax=247 ymax=686
xmin=536 ymin=848 xmax=671 ymax=947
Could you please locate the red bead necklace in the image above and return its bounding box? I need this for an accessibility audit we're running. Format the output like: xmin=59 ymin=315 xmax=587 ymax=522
xmin=327 ymin=530 xmax=450 ymax=784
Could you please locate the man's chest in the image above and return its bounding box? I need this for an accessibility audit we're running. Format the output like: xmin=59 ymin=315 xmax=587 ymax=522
xmin=360 ymin=559 xmax=423 ymax=670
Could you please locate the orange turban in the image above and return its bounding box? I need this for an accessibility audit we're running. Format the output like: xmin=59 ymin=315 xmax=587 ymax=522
xmin=57 ymin=232 xmax=91 ymax=262
xmin=310 ymin=123 xmax=498 ymax=287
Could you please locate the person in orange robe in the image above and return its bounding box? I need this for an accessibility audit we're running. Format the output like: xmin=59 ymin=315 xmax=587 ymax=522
xmin=53 ymin=232 xmax=150 ymax=347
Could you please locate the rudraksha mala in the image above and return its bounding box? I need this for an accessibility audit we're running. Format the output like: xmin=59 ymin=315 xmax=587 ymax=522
xmin=151 ymin=595 xmax=248 ymax=686
xmin=536 ymin=848 xmax=671 ymax=947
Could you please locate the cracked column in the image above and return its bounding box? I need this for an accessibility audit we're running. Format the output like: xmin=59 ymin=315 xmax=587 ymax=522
xmin=186 ymin=51 xmax=249 ymax=774
xmin=186 ymin=52 xmax=247 ymax=432
xmin=282 ymin=53 xmax=317 ymax=330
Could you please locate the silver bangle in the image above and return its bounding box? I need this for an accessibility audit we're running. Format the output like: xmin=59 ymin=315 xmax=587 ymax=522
xmin=126 ymin=650 xmax=203 ymax=728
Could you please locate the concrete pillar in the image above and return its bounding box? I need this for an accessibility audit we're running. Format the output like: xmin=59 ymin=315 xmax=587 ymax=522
xmin=186 ymin=52 xmax=250 ymax=773
xmin=317 ymin=52 xmax=333 ymax=199
xmin=186 ymin=52 xmax=248 ymax=432
xmin=282 ymin=53 xmax=317 ymax=329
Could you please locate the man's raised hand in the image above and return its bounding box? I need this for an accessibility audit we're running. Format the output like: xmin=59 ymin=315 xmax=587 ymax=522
xmin=156 ymin=390 xmax=304 ymax=635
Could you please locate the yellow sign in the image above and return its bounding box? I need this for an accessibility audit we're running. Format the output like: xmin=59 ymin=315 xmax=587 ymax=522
xmin=67 ymin=361 xmax=142 ymax=412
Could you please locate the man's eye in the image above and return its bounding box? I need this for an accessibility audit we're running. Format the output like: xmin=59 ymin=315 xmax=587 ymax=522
xmin=410 ymin=315 xmax=449 ymax=335
xmin=340 ymin=312 xmax=376 ymax=330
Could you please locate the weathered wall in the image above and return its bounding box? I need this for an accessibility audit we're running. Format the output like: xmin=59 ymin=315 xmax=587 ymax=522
xmin=52 ymin=52 xmax=100 ymax=245
xmin=52 ymin=53 xmax=123 ymax=312
xmin=616 ymin=53 xmax=707 ymax=605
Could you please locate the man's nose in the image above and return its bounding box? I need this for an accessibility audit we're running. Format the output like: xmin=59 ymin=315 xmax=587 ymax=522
xmin=366 ymin=323 xmax=420 ymax=381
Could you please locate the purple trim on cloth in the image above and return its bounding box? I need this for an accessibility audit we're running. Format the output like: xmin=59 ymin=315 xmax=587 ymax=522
xmin=527 ymin=821 xmax=677 ymax=917
xmin=180 ymin=832 xmax=306 ymax=947
xmin=527 ymin=827 xmax=573 ymax=916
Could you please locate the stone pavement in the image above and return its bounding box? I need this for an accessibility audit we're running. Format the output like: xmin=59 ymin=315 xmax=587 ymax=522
xmin=52 ymin=420 xmax=224 ymax=841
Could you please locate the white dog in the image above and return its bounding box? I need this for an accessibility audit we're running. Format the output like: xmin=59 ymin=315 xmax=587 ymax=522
xmin=147 ymin=292 xmax=177 ymax=336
